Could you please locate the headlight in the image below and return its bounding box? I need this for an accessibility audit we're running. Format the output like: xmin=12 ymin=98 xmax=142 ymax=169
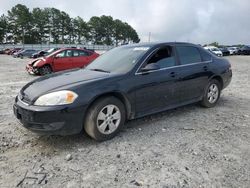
xmin=33 ymin=59 xmax=43 ymax=67
xmin=34 ymin=90 xmax=78 ymax=106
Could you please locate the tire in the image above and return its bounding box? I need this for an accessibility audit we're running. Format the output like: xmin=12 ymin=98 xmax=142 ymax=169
xmin=200 ymin=79 xmax=221 ymax=108
xmin=39 ymin=65 xmax=52 ymax=75
xmin=84 ymin=96 xmax=126 ymax=141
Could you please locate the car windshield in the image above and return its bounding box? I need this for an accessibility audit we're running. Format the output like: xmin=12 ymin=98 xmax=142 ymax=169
xmin=211 ymin=48 xmax=219 ymax=51
xmin=45 ymin=48 xmax=59 ymax=57
xmin=86 ymin=46 xmax=150 ymax=74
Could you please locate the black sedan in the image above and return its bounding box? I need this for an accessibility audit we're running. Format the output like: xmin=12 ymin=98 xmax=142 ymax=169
xmin=31 ymin=48 xmax=60 ymax=58
xmin=13 ymin=42 xmax=232 ymax=141
xmin=219 ymin=47 xmax=230 ymax=56
xmin=13 ymin=49 xmax=38 ymax=58
xmin=239 ymin=45 xmax=250 ymax=55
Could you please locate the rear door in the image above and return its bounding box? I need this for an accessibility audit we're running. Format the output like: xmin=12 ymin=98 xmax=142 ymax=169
xmin=175 ymin=45 xmax=210 ymax=103
xmin=53 ymin=50 xmax=74 ymax=71
xmin=72 ymin=50 xmax=90 ymax=68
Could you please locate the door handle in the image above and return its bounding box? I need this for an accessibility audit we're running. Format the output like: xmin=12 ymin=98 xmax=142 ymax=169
xmin=203 ymin=66 xmax=208 ymax=71
xmin=170 ymin=72 xmax=176 ymax=78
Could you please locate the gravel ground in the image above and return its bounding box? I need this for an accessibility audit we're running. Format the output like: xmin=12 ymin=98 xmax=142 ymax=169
xmin=0 ymin=55 xmax=249 ymax=188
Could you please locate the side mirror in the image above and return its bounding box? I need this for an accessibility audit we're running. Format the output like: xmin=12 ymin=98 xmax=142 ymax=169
xmin=141 ymin=63 xmax=160 ymax=72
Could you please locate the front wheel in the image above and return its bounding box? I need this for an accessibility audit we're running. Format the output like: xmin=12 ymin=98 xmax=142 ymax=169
xmin=39 ymin=65 xmax=52 ymax=75
xmin=200 ymin=79 xmax=221 ymax=108
xmin=84 ymin=97 xmax=126 ymax=141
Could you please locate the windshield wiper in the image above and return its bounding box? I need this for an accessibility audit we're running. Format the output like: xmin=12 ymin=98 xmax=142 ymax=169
xmin=90 ymin=68 xmax=110 ymax=73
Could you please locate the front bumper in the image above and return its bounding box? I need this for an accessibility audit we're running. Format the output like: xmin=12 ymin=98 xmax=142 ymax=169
xmin=26 ymin=64 xmax=39 ymax=75
xmin=13 ymin=97 xmax=87 ymax=135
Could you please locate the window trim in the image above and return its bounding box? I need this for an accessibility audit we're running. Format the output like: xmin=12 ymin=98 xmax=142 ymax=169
xmin=135 ymin=61 xmax=211 ymax=75
xmin=135 ymin=45 xmax=212 ymax=75
xmin=78 ymin=50 xmax=89 ymax=57
xmin=135 ymin=45 xmax=177 ymax=74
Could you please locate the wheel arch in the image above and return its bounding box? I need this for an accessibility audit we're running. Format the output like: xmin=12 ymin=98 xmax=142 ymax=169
xmin=39 ymin=63 xmax=53 ymax=71
xmin=209 ymin=75 xmax=223 ymax=89
xmin=85 ymin=91 xmax=133 ymax=121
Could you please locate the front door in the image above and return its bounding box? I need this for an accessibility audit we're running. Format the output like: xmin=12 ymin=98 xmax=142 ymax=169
xmin=53 ymin=50 xmax=73 ymax=71
xmin=134 ymin=46 xmax=179 ymax=117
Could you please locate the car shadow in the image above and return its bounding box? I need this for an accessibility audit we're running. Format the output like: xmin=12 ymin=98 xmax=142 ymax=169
xmin=35 ymin=96 xmax=238 ymax=151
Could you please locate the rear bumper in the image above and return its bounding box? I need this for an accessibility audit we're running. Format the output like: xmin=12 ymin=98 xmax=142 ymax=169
xmin=222 ymin=69 xmax=232 ymax=89
xmin=13 ymin=97 xmax=87 ymax=135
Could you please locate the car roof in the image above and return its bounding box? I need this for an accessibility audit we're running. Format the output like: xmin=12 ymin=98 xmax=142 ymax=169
xmin=122 ymin=42 xmax=200 ymax=49
xmin=47 ymin=47 xmax=93 ymax=57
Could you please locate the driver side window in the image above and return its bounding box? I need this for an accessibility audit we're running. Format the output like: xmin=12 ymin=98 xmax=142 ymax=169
xmin=56 ymin=50 xmax=66 ymax=58
xmin=143 ymin=46 xmax=176 ymax=69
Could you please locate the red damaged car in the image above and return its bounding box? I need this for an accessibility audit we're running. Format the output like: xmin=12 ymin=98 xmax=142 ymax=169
xmin=26 ymin=48 xmax=99 ymax=75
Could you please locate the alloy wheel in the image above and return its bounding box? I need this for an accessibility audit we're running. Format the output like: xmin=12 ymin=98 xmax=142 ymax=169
xmin=207 ymin=84 xmax=219 ymax=104
xmin=96 ymin=104 xmax=121 ymax=135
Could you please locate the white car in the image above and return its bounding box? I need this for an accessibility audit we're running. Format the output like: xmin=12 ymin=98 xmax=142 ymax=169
xmin=228 ymin=47 xmax=239 ymax=55
xmin=204 ymin=46 xmax=223 ymax=57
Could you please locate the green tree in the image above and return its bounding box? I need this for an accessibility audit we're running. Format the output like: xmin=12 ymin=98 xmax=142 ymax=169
xmin=88 ymin=15 xmax=140 ymax=45
xmin=88 ymin=16 xmax=105 ymax=45
xmin=0 ymin=15 xmax=8 ymax=43
xmin=31 ymin=8 xmax=50 ymax=43
xmin=48 ymin=8 xmax=61 ymax=43
xmin=7 ymin=4 xmax=32 ymax=43
xmin=59 ymin=11 xmax=71 ymax=43
xmin=3 ymin=4 xmax=140 ymax=45
xmin=72 ymin=16 xmax=89 ymax=44
xmin=208 ymin=42 xmax=219 ymax=47
xmin=113 ymin=19 xmax=125 ymax=46
xmin=100 ymin=15 xmax=114 ymax=45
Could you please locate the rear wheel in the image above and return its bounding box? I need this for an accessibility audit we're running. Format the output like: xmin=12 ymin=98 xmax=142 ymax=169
xmin=200 ymin=79 xmax=221 ymax=108
xmin=39 ymin=65 xmax=52 ymax=75
xmin=84 ymin=97 xmax=126 ymax=141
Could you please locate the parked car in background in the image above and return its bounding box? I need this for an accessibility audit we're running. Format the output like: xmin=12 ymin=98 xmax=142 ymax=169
xmin=26 ymin=48 xmax=99 ymax=75
xmin=238 ymin=46 xmax=250 ymax=55
xmin=15 ymin=42 xmax=232 ymax=141
xmin=219 ymin=47 xmax=230 ymax=56
xmin=204 ymin=46 xmax=223 ymax=57
xmin=31 ymin=48 xmax=60 ymax=59
xmin=228 ymin=47 xmax=239 ymax=55
xmin=31 ymin=50 xmax=47 ymax=59
xmin=3 ymin=48 xmax=11 ymax=54
xmin=13 ymin=49 xmax=38 ymax=58
xmin=8 ymin=48 xmax=23 ymax=55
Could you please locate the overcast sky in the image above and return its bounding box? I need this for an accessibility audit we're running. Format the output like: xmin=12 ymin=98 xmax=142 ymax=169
xmin=1 ymin=0 xmax=249 ymax=45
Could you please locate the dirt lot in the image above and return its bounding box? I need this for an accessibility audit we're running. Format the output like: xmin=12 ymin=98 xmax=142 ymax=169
xmin=0 ymin=55 xmax=249 ymax=188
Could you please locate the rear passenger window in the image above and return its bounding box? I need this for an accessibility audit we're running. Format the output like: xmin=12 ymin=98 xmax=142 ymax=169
xmin=72 ymin=50 xmax=79 ymax=57
xmin=79 ymin=51 xmax=88 ymax=56
xmin=176 ymin=46 xmax=201 ymax=65
xmin=200 ymin=49 xmax=212 ymax=61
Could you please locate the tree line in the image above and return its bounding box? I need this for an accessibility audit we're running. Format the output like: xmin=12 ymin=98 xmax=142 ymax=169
xmin=0 ymin=4 xmax=140 ymax=45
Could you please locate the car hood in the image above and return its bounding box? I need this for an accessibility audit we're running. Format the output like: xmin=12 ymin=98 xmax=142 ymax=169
xmin=29 ymin=58 xmax=45 ymax=66
xmin=20 ymin=69 xmax=110 ymax=102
